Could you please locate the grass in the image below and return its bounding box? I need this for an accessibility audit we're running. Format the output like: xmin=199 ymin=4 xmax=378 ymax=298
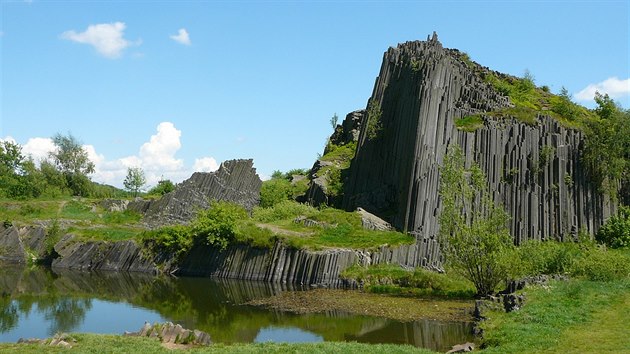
xmin=455 ymin=114 xmax=484 ymax=132
xmin=341 ymin=264 xmax=476 ymax=299
xmin=479 ymin=279 xmax=630 ymax=353
xmin=246 ymin=201 xmax=415 ymax=250
xmin=1 ymin=335 xmax=437 ymax=353
xmin=0 ymin=198 xmax=145 ymax=243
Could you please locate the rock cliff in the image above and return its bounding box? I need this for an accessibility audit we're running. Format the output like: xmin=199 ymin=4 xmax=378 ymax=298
xmin=342 ymin=34 xmax=614 ymax=249
xmin=141 ymin=159 xmax=262 ymax=227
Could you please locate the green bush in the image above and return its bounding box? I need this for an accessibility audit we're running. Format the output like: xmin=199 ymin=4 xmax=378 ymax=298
xmin=143 ymin=224 xmax=192 ymax=258
xmin=190 ymin=201 xmax=248 ymax=250
xmin=508 ymin=241 xmax=580 ymax=278
xmin=596 ymin=206 xmax=630 ymax=249
xmin=571 ymin=247 xmax=630 ymax=281
xmin=253 ymin=200 xmax=317 ymax=223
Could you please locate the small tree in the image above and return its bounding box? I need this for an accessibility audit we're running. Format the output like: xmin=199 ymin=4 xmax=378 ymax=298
xmin=330 ymin=113 xmax=339 ymax=130
xmin=49 ymin=133 xmax=95 ymax=196
xmin=123 ymin=167 xmax=146 ymax=197
xmin=439 ymin=146 xmax=513 ymax=296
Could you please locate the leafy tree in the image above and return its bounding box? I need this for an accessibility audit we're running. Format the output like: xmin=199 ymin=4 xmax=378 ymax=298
xmin=439 ymin=146 xmax=513 ymax=296
xmin=49 ymin=133 xmax=95 ymax=196
xmin=366 ymin=99 xmax=383 ymax=140
xmin=123 ymin=167 xmax=147 ymax=197
xmin=148 ymin=179 xmax=175 ymax=196
xmin=330 ymin=113 xmax=339 ymax=130
xmin=0 ymin=140 xmax=25 ymax=174
xmin=583 ymin=92 xmax=630 ymax=202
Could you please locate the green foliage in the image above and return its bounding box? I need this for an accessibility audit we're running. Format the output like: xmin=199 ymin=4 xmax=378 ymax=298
xmin=190 ymin=201 xmax=248 ymax=250
xmin=596 ymin=206 xmax=630 ymax=249
xmin=259 ymin=178 xmax=292 ymax=208
xmin=148 ymin=179 xmax=175 ymax=196
xmin=571 ymin=247 xmax=630 ymax=281
xmin=45 ymin=219 xmax=62 ymax=256
xmin=507 ymin=241 xmax=580 ymax=278
xmin=102 ymin=209 xmax=142 ymax=225
xmin=253 ymin=200 xmax=317 ymax=223
xmin=439 ymin=146 xmax=513 ymax=296
xmin=123 ymin=167 xmax=146 ymax=197
xmin=330 ymin=113 xmax=339 ymax=130
xmin=341 ymin=264 xmax=476 ymax=298
xmin=454 ymin=114 xmax=484 ymax=132
xmin=259 ymin=169 xmax=310 ymax=208
xmin=480 ymin=279 xmax=630 ymax=353
xmin=582 ymin=93 xmax=630 ymax=201
xmin=143 ymin=224 xmax=192 ymax=258
xmin=365 ymin=99 xmax=383 ymax=140
xmin=49 ymin=133 xmax=95 ymax=196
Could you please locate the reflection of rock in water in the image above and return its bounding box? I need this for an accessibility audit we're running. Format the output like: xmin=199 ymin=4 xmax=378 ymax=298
xmin=345 ymin=318 xmax=473 ymax=352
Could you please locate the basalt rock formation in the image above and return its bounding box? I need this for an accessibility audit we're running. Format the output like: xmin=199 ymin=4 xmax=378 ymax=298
xmin=305 ymin=110 xmax=364 ymax=207
xmin=326 ymin=34 xmax=616 ymax=260
xmin=141 ymin=159 xmax=262 ymax=227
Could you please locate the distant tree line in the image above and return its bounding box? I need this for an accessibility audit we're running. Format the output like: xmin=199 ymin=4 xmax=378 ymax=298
xmin=0 ymin=133 xmax=177 ymax=200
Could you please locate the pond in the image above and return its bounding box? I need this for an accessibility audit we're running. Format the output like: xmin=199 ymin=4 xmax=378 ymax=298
xmin=0 ymin=266 xmax=474 ymax=351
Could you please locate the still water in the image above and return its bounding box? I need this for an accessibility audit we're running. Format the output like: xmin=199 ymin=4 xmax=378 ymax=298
xmin=0 ymin=266 xmax=473 ymax=351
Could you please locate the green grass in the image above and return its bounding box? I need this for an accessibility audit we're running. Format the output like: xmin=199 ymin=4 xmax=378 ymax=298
xmin=482 ymin=72 xmax=597 ymax=129
xmin=1 ymin=334 xmax=437 ymax=353
xmin=480 ymin=279 xmax=630 ymax=353
xmin=341 ymin=264 xmax=476 ymax=299
xmin=455 ymin=114 xmax=484 ymax=132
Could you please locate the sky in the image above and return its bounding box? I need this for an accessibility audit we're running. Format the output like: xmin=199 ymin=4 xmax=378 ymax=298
xmin=1 ymin=0 xmax=628 ymax=189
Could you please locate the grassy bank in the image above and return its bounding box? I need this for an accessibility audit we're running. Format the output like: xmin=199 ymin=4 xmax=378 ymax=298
xmin=1 ymin=336 xmax=435 ymax=354
xmin=480 ymin=279 xmax=630 ymax=353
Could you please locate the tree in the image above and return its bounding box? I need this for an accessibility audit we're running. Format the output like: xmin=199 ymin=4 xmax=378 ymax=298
xmin=49 ymin=133 xmax=95 ymax=196
xmin=330 ymin=113 xmax=339 ymax=130
xmin=438 ymin=146 xmax=513 ymax=296
xmin=123 ymin=167 xmax=146 ymax=197
xmin=148 ymin=179 xmax=175 ymax=196
xmin=583 ymin=92 xmax=630 ymax=203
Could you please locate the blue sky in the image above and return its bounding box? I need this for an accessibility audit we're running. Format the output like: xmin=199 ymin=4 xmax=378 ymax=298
xmin=1 ymin=0 xmax=628 ymax=188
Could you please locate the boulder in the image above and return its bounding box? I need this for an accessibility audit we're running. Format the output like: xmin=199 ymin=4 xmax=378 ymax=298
xmin=357 ymin=207 xmax=393 ymax=231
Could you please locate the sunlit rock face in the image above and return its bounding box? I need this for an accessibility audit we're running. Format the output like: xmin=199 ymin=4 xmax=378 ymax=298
xmin=342 ymin=34 xmax=614 ymax=267
xmin=140 ymin=159 xmax=262 ymax=227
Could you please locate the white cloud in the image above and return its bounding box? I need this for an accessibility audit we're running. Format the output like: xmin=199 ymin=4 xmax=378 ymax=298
xmin=22 ymin=137 xmax=56 ymax=163
xmin=193 ymin=157 xmax=219 ymax=172
xmin=6 ymin=123 xmax=220 ymax=188
xmin=61 ymin=22 xmax=136 ymax=59
xmin=139 ymin=122 xmax=183 ymax=171
xmin=574 ymin=77 xmax=630 ymax=102
xmin=170 ymin=28 xmax=191 ymax=46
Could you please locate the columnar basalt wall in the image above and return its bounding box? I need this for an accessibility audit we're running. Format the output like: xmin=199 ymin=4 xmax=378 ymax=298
xmin=343 ymin=35 xmax=614 ymax=253
xmin=141 ymin=159 xmax=262 ymax=227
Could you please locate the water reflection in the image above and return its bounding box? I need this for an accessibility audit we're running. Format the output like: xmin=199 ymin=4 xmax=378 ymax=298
xmin=0 ymin=266 xmax=474 ymax=351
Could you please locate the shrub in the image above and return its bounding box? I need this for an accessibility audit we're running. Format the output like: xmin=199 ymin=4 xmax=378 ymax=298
xmin=508 ymin=241 xmax=580 ymax=278
xmin=143 ymin=224 xmax=192 ymax=258
xmin=259 ymin=178 xmax=292 ymax=208
xmin=366 ymin=99 xmax=383 ymax=140
xmin=596 ymin=206 xmax=630 ymax=249
xmin=190 ymin=201 xmax=248 ymax=250
xmin=571 ymin=246 xmax=630 ymax=281
xmin=253 ymin=200 xmax=317 ymax=223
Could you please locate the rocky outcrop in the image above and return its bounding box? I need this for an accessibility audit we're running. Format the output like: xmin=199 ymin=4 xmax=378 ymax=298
xmin=173 ymin=241 xmax=430 ymax=286
xmin=51 ymin=234 xmax=158 ymax=273
xmin=357 ymin=207 xmax=393 ymax=231
xmin=0 ymin=224 xmax=47 ymax=263
xmin=343 ymin=34 xmax=614 ymax=253
xmin=125 ymin=322 xmax=212 ymax=346
xmin=141 ymin=159 xmax=262 ymax=227
xmin=306 ymin=111 xmax=363 ymax=207
xmin=329 ymin=110 xmax=364 ymax=147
